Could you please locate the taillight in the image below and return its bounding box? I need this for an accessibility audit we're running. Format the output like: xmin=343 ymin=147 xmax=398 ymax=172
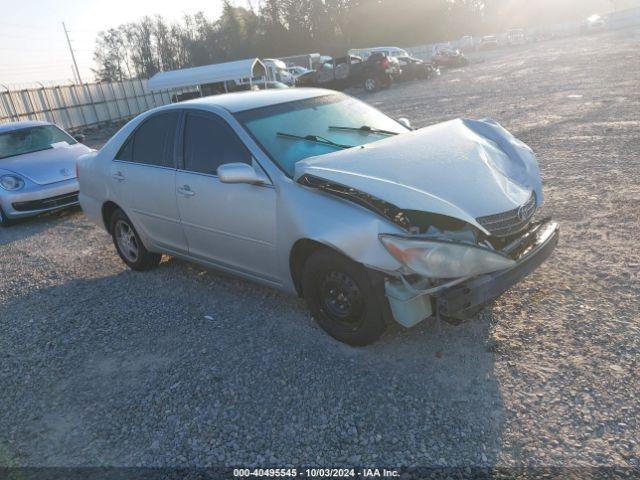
xmin=382 ymin=57 xmax=390 ymax=69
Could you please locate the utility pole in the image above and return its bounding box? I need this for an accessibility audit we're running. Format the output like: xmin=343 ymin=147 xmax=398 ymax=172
xmin=62 ymin=22 xmax=82 ymax=84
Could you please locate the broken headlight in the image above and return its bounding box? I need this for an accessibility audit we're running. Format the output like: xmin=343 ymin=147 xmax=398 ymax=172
xmin=379 ymin=235 xmax=515 ymax=278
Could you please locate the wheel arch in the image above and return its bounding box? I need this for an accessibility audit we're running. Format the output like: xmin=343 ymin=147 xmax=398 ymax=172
xmin=101 ymin=200 xmax=121 ymax=234
xmin=289 ymin=239 xmax=349 ymax=296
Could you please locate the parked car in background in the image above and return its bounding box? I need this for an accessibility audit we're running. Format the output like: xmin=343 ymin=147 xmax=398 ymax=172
xmin=348 ymin=46 xmax=409 ymax=60
xmin=480 ymin=35 xmax=500 ymax=50
xmin=581 ymin=15 xmax=607 ymax=34
xmin=232 ymin=81 xmax=290 ymax=92
xmin=287 ymin=66 xmax=312 ymax=82
xmin=263 ymin=58 xmax=295 ymax=85
xmin=280 ymin=53 xmax=322 ymax=71
xmin=296 ymin=53 xmax=395 ymax=92
xmin=507 ymin=29 xmax=527 ymax=46
xmin=459 ymin=35 xmax=476 ymax=52
xmin=78 ymin=88 xmax=558 ymax=345
xmin=397 ymin=56 xmax=439 ymax=80
xmin=432 ymin=47 xmax=469 ymax=69
xmin=0 ymin=121 xmax=91 ymax=226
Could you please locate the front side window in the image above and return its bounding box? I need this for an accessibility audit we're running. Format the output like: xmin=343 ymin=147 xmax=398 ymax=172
xmin=182 ymin=112 xmax=251 ymax=176
xmin=0 ymin=125 xmax=77 ymax=160
xmin=235 ymin=94 xmax=410 ymax=177
xmin=117 ymin=112 xmax=178 ymax=168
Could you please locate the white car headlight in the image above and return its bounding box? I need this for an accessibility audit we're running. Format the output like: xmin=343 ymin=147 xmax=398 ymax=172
xmin=0 ymin=174 xmax=25 ymax=191
xmin=379 ymin=234 xmax=516 ymax=279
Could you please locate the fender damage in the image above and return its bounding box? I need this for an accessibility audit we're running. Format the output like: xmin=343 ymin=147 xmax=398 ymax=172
xmin=294 ymin=119 xmax=558 ymax=328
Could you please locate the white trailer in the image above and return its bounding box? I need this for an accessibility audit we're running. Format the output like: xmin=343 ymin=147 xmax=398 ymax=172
xmin=147 ymin=58 xmax=267 ymax=100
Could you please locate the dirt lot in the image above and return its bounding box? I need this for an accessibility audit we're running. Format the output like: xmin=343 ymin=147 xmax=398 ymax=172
xmin=1 ymin=29 xmax=639 ymax=472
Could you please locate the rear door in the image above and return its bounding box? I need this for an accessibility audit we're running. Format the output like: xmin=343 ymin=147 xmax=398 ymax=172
xmin=175 ymin=111 xmax=278 ymax=281
xmin=111 ymin=111 xmax=188 ymax=254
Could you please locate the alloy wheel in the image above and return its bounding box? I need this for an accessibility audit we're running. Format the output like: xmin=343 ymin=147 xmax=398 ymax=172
xmin=364 ymin=78 xmax=377 ymax=92
xmin=115 ymin=220 xmax=139 ymax=263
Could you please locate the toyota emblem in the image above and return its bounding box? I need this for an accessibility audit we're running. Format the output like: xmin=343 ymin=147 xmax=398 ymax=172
xmin=517 ymin=205 xmax=528 ymax=221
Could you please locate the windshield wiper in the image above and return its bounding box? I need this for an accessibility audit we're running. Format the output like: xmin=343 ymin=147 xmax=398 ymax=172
xmin=328 ymin=125 xmax=399 ymax=136
xmin=277 ymin=132 xmax=353 ymax=149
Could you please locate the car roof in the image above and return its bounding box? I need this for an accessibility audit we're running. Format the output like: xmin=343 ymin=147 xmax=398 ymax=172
xmin=176 ymin=87 xmax=336 ymax=113
xmin=0 ymin=120 xmax=52 ymax=133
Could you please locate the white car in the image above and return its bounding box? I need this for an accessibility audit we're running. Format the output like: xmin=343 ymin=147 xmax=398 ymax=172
xmin=583 ymin=15 xmax=607 ymax=33
xmin=348 ymin=46 xmax=409 ymax=60
xmin=79 ymin=88 xmax=558 ymax=345
xmin=480 ymin=36 xmax=500 ymax=50
xmin=263 ymin=59 xmax=295 ymax=86
xmin=0 ymin=121 xmax=92 ymax=226
xmin=287 ymin=66 xmax=312 ymax=80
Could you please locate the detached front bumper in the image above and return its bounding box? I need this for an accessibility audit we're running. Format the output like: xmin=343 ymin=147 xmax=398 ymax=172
xmin=384 ymin=219 xmax=559 ymax=327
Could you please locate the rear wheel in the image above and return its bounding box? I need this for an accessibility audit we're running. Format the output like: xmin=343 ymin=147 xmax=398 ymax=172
xmin=110 ymin=209 xmax=161 ymax=271
xmin=363 ymin=77 xmax=379 ymax=93
xmin=302 ymin=249 xmax=386 ymax=346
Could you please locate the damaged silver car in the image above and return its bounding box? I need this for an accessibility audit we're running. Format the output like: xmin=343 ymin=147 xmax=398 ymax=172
xmin=78 ymin=88 xmax=558 ymax=345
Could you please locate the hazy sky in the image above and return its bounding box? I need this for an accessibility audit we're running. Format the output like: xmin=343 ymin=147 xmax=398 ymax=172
xmin=0 ymin=0 xmax=629 ymax=87
xmin=0 ymin=0 xmax=224 ymax=86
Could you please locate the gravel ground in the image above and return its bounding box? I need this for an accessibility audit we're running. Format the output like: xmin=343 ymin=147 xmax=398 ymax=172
xmin=1 ymin=29 xmax=638 ymax=472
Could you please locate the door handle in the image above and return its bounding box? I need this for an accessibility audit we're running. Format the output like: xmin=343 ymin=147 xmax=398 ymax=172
xmin=112 ymin=171 xmax=125 ymax=182
xmin=177 ymin=185 xmax=195 ymax=197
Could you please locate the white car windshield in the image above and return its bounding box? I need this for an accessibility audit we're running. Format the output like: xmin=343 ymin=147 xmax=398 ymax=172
xmin=235 ymin=94 xmax=410 ymax=177
xmin=0 ymin=125 xmax=77 ymax=159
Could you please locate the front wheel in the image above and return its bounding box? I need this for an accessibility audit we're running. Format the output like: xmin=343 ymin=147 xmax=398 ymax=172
xmin=302 ymin=249 xmax=387 ymax=346
xmin=110 ymin=209 xmax=161 ymax=271
xmin=0 ymin=207 xmax=13 ymax=227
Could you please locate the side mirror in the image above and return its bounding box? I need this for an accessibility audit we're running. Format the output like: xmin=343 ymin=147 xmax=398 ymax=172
xmin=75 ymin=133 xmax=86 ymax=143
xmin=217 ymin=163 xmax=269 ymax=185
xmin=398 ymin=117 xmax=412 ymax=129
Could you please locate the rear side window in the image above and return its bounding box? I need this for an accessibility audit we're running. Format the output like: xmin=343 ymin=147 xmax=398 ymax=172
xmin=116 ymin=112 xmax=178 ymax=168
xmin=183 ymin=113 xmax=251 ymax=176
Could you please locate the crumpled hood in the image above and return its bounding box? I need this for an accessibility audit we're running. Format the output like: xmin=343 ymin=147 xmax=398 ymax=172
xmin=0 ymin=142 xmax=92 ymax=185
xmin=294 ymin=118 xmax=543 ymax=231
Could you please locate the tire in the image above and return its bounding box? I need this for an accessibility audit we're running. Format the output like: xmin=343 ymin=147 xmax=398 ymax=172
xmin=0 ymin=206 xmax=13 ymax=227
xmin=110 ymin=209 xmax=161 ymax=271
xmin=363 ymin=76 xmax=379 ymax=93
xmin=302 ymin=249 xmax=386 ymax=346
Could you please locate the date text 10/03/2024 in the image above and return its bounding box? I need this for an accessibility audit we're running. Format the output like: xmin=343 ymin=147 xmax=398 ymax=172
xmin=233 ymin=468 xmax=400 ymax=477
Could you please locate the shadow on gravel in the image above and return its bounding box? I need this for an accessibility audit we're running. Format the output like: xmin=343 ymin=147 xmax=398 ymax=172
xmin=0 ymin=260 xmax=506 ymax=467
xmin=0 ymin=207 xmax=82 ymax=246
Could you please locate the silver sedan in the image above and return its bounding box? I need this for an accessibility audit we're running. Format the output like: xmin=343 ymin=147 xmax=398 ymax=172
xmin=0 ymin=121 xmax=92 ymax=226
xmin=79 ymin=88 xmax=558 ymax=345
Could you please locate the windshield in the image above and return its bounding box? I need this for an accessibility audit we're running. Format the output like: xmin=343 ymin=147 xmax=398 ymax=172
xmin=235 ymin=94 xmax=409 ymax=177
xmin=0 ymin=125 xmax=76 ymax=160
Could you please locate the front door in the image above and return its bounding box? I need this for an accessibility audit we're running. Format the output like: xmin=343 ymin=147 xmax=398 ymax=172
xmin=111 ymin=111 xmax=188 ymax=254
xmin=175 ymin=111 xmax=278 ymax=282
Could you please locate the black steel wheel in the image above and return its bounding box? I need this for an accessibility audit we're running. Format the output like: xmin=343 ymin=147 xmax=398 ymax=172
xmin=302 ymin=249 xmax=386 ymax=346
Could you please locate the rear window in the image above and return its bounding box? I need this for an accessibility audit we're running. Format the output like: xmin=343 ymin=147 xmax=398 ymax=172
xmin=117 ymin=112 xmax=178 ymax=168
